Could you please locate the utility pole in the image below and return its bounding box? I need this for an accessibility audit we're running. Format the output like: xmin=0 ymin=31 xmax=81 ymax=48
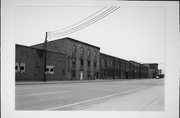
xmin=44 ymin=32 xmax=48 ymax=82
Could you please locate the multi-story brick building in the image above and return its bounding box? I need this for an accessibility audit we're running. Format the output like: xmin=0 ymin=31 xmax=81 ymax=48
xmin=15 ymin=37 xmax=158 ymax=81
xmin=100 ymin=53 xmax=152 ymax=80
xmin=32 ymin=37 xmax=100 ymax=80
xmin=100 ymin=53 xmax=134 ymax=79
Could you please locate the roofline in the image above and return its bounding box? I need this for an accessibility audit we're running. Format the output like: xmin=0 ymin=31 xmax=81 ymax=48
xmin=16 ymin=44 xmax=66 ymax=55
xmin=64 ymin=37 xmax=100 ymax=49
xmin=143 ymin=63 xmax=158 ymax=65
xmin=100 ymin=52 xmax=128 ymax=62
xmin=31 ymin=37 xmax=100 ymax=49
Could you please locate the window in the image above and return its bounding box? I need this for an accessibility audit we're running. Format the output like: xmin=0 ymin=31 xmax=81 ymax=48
xmin=72 ymin=45 xmax=76 ymax=53
xmin=46 ymin=65 xmax=54 ymax=74
xmin=80 ymin=60 xmax=84 ymax=66
xmin=94 ymin=61 xmax=97 ymax=68
xmin=94 ymin=51 xmax=97 ymax=57
xmin=15 ymin=62 xmax=19 ymax=73
xmin=15 ymin=62 xmax=25 ymax=73
xmin=50 ymin=68 xmax=54 ymax=72
xmin=87 ymin=49 xmax=91 ymax=56
xmin=101 ymin=59 xmax=104 ymax=67
xmin=37 ymin=50 xmax=43 ymax=57
xmin=15 ymin=66 xmax=18 ymax=70
xmin=46 ymin=68 xmax=49 ymax=72
xmin=20 ymin=63 xmax=25 ymax=73
xmin=80 ymin=47 xmax=84 ymax=54
xmin=88 ymin=61 xmax=90 ymax=67
xmin=72 ymin=59 xmax=76 ymax=68
xmin=111 ymin=61 xmax=113 ymax=67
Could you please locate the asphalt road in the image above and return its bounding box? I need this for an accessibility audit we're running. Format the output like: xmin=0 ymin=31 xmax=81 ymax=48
xmin=15 ymin=79 xmax=164 ymax=111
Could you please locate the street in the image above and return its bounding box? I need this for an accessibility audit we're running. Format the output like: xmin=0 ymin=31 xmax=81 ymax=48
xmin=16 ymin=79 xmax=164 ymax=111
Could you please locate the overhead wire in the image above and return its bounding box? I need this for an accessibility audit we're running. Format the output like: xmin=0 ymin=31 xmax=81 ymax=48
xmin=50 ymin=6 xmax=119 ymax=38
xmin=49 ymin=6 xmax=120 ymax=38
xmin=51 ymin=7 xmax=119 ymax=37
xmin=52 ymin=6 xmax=107 ymax=33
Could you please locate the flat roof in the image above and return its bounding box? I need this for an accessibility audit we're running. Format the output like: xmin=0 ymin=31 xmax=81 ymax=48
xmin=31 ymin=37 xmax=100 ymax=50
xmin=143 ymin=63 xmax=158 ymax=65
xmin=16 ymin=44 xmax=66 ymax=55
xmin=62 ymin=37 xmax=100 ymax=49
xmin=100 ymin=52 xmax=128 ymax=62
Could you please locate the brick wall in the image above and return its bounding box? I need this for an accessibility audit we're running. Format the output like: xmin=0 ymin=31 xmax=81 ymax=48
xmin=16 ymin=45 xmax=66 ymax=81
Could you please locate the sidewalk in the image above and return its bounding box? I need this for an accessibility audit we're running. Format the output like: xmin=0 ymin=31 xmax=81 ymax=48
xmin=15 ymin=78 xmax=161 ymax=85
xmin=15 ymin=79 xmax=122 ymax=85
xmin=82 ymin=85 xmax=164 ymax=111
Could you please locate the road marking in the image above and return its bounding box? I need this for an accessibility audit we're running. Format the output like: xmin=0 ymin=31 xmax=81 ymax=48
xmin=44 ymin=85 xmax=153 ymax=111
xmin=16 ymin=91 xmax=69 ymax=97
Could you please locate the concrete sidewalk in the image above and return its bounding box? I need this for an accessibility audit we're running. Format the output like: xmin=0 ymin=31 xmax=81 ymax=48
xmin=82 ymin=85 xmax=164 ymax=111
xmin=15 ymin=79 xmax=124 ymax=85
xmin=15 ymin=79 xmax=160 ymax=85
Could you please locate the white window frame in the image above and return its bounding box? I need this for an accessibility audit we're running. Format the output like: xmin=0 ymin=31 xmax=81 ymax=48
xmin=46 ymin=65 xmax=55 ymax=74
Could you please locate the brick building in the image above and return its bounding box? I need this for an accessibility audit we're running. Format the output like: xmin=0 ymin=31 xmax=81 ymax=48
xmin=100 ymin=53 xmax=131 ymax=79
xmin=32 ymin=37 xmax=100 ymax=80
xmin=100 ymin=53 xmax=151 ymax=80
xmin=16 ymin=44 xmax=66 ymax=81
xmin=143 ymin=63 xmax=158 ymax=78
xmin=15 ymin=37 xmax=158 ymax=81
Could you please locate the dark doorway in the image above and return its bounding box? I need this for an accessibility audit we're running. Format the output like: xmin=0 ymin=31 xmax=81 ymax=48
xmin=126 ymin=72 xmax=129 ymax=79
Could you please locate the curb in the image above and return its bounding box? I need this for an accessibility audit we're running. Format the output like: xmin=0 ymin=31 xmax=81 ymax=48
xmin=15 ymin=79 xmax=118 ymax=85
xmin=15 ymin=78 xmax=159 ymax=85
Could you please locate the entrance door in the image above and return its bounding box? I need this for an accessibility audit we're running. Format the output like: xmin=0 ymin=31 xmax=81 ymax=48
xmin=126 ymin=72 xmax=129 ymax=79
xmin=80 ymin=71 xmax=83 ymax=80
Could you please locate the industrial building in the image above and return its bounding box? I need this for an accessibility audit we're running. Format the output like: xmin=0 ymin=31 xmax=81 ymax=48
xmin=99 ymin=53 xmax=149 ymax=80
xmin=16 ymin=44 xmax=66 ymax=81
xmin=31 ymin=37 xmax=100 ymax=80
xmin=143 ymin=63 xmax=158 ymax=78
xmin=15 ymin=37 xmax=158 ymax=81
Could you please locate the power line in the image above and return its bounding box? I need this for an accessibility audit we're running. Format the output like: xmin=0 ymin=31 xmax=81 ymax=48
xmin=49 ymin=7 xmax=113 ymax=37
xmin=49 ymin=6 xmax=120 ymax=38
xmin=51 ymin=7 xmax=119 ymax=37
xmin=52 ymin=7 xmax=118 ymax=37
xmin=52 ymin=6 xmax=107 ymax=33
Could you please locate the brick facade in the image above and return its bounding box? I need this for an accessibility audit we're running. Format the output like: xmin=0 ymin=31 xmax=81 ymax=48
xmin=143 ymin=63 xmax=158 ymax=78
xmin=16 ymin=37 xmax=158 ymax=81
xmin=100 ymin=53 xmax=152 ymax=79
xmin=16 ymin=45 xmax=66 ymax=81
xmin=32 ymin=37 xmax=100 ymax=80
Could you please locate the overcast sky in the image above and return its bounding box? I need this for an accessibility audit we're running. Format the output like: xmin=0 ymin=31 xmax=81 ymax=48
xmin=15 ymin=6 xmax=165 ymax=71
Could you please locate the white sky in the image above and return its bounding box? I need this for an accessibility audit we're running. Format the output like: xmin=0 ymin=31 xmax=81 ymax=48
xmin=15 ymin=6 xmax=165 ymax=71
